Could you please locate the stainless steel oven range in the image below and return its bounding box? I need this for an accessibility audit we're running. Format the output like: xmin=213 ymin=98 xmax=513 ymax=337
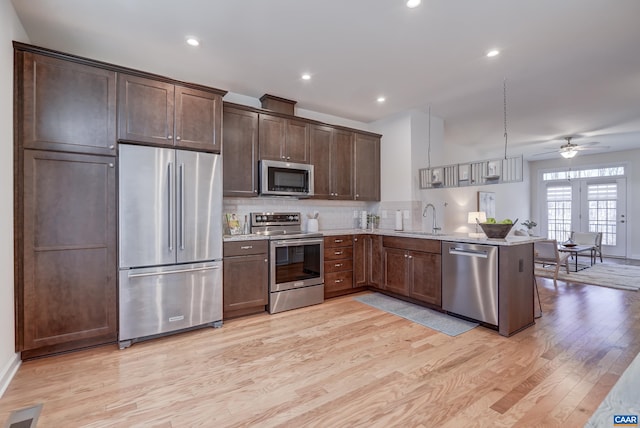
xmin=251 ymin=212 xmax=324 ymax=314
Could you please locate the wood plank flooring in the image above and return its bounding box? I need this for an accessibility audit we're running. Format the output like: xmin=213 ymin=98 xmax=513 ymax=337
xmin=2 ymin=273 xmax=640 ymax=427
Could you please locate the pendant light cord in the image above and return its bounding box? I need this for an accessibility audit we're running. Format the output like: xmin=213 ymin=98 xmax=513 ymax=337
xmin=503 ymin=78 xmax=508 ymax=160
xmin=427 ymin=105 xmax=432 ymax=169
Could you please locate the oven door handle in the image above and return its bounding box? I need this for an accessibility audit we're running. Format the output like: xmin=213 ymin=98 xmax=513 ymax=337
xmin=272 ymin=238 xmax=323 ymax=246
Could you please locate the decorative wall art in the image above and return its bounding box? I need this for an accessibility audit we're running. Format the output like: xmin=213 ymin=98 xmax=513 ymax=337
xmin=477 ymin=191 xmax=496 ymax=219
xmin=458 ymin=164 xmax=470 ymax=181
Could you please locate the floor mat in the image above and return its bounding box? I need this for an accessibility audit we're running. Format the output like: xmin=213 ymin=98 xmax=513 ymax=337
xmin=353 ymin=293 xmax=478 ymax=336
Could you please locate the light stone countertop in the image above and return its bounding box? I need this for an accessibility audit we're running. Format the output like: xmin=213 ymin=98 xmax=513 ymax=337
xmin=224 ymin=228 xmax=543 ymax=246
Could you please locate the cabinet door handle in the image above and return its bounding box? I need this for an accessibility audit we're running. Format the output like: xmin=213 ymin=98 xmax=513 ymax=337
xmin=286 ymin=156 xmax=291 ymax=160
xmin=404 ymin=254 xmax=408 ymax=258
xmin=109 ymin=145 xmax=115 ymax=150
xmin=167 ymin=135 xmax=173 ymax=140
xmin=108 ymin=163 xmax=114 ymax=168
xmin=264 ymin=259 xmax=268 ymax=263
xmin=408 ymin=255 xmax=413 ymax=259
xmin=176 ymin=136 xmax=181 ymax=141
xmin=355 ymin=194 xmax=360 ymax=199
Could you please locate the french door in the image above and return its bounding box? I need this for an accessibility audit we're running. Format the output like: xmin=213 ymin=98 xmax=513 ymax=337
xmin=545 ymin=178 xmax=626 ymax=257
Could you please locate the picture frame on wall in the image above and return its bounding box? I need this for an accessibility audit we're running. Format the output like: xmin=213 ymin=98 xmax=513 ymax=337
xmin=478 ymin=191 xmax=496 ymax=219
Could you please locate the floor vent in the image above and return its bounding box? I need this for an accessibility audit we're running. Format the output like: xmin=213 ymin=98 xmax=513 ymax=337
xmin=4 ymin=404 xmax=42 ymax=428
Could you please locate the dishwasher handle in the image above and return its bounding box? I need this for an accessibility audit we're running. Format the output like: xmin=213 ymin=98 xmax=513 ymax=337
xmin=449 ymin=247 xmax=489 ymax=258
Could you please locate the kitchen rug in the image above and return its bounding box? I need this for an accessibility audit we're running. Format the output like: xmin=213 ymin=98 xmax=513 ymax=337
xmin=353 ymin=293 xmax=478 ymax=337
xmin=535 ymin=262 xmax=640 ymax=291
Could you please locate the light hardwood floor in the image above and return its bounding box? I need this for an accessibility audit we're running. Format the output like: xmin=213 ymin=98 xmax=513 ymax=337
xmin=2 ymin=273 xmax=640 ymax=427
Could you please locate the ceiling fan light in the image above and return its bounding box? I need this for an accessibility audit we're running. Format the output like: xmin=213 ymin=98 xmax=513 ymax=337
xmin=560 ymin=149 xmax=578 ymax=159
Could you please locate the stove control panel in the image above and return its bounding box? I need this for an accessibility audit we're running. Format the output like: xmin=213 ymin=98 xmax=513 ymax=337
xmin=251 ymin=212 xmax=301 ymax=226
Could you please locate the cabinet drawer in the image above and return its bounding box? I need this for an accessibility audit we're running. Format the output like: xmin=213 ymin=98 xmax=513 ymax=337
xmin=383 ymin=236 xmax=441 ymax=254
xmin=325 ymin=270 xmax=353 ymax=292
xmin=324 ymin=235 xmax=353 ymax=248
xmin=324 ymin=259 xmax=354 ymax=273
xmin=224 ymin=240 xmax=268 ymax=257
xmin=325 ymin=246 xmax=353 ymax=261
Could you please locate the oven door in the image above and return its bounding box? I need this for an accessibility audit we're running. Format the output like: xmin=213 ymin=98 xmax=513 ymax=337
xmin=270 ymin=238 xmax=324 ymax=292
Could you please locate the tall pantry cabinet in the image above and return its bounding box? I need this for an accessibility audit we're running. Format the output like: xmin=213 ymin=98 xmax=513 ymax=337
xmin=14 ymin=44 xmax=118 ymax=359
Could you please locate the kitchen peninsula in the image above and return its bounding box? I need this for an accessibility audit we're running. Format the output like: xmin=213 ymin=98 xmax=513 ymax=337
xmin=224 ymin=228 xmax=539 ymax=337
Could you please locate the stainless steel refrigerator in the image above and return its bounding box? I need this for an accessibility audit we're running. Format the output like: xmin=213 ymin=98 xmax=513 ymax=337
xmin=118 ymin=144 xmax=222 ymax=349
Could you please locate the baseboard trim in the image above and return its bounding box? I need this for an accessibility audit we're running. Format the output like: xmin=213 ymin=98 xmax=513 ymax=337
xmin=0 ymin=352 xmax=21 ymax=398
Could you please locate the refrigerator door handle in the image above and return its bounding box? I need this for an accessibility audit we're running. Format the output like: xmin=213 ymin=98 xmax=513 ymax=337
xmin=167 ymin=162 xmax=173 ymax=252
xmin=127 ymin=265 xmax=221 ymax=278
xmin=180 ymin=163 xmax=185 ymax=250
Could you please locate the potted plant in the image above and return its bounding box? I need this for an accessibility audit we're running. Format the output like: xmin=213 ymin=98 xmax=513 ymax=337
xmin=521 ymin=220 xmax=537 ymax=236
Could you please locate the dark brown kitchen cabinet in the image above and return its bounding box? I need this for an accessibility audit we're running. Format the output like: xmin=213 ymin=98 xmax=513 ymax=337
xmin=354 ymin=133 xmax=380 ymax=201
xmin=223 ymin=240 xmax=269 ymax=319
xmin=223 ymin=106 xmax=259 ymax=197
xmin=118 ymin=74 xmax=223 ymax=153
xmin=18 ymin=51 xmax=117 ymax=156
xmin=18 ymin=150 xmax=117 ymax=359
xmin=310 ymin=125 xmax=354 ymax=200
xmin=382 ymin=237 xmax=442 ymax=307
xmin=324 ymin=235 xmax=354 ymax=296
xmin=259 ymin=113 xmax=310 ymax=163
xmin=354 ymin=234 xmax=383 ymax=288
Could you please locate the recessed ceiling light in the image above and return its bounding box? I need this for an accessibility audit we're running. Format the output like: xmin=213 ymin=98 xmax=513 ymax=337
xmin=301 ymin=73 xmax=311 ymax=80
xmin=406 ymin=0 xmax=421 ymax=8
xmin=377 ymin=96 xmax=386 ymax=103
xmin=186 ymin=37 xmax=200 ymax=47
xmin=486 ymin=49 xmax=500 ymax=57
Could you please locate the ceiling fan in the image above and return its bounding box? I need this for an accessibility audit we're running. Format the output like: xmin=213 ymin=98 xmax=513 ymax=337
xmin=536 ymin=136 xmax=606 ymax=159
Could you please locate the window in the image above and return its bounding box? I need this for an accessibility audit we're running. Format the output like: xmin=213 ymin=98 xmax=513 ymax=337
xmin=546 ymin=185 xmax=572 ymax=242
xmin=587 ymin=183 xmax=617 ymax=245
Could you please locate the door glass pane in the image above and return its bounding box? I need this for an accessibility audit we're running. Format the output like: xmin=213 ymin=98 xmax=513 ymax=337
xmin=546 ymin=185 xmax=572 ymax=241
xmin=587 ymin=183 xmax=617 ymax=245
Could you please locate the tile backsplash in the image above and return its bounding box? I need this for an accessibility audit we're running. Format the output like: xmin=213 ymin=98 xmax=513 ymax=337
xmin=223 ymin=198 xmax=425 ymax=233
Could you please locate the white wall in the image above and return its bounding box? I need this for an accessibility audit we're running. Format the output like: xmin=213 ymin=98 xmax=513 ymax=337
xmin=529 ymin=149 xmax=640 ymax=259
xmin=1 ymin=0 xmax=28 ymax=396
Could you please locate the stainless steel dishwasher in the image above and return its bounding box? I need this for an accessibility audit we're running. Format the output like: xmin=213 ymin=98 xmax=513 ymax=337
xmin=442 ymin=242 xmax=498 ymax=325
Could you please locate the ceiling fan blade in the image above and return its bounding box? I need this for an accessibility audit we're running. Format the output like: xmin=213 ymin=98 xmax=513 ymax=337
xmin=575 ymin=145 xmax=610 ymax=151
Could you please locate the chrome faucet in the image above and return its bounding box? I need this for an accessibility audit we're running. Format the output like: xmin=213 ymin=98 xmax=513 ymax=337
xmin=423 ymin=203 xmax=441 ymax=234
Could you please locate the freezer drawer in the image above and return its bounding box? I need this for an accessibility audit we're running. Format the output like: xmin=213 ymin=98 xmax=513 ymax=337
xmin=118 ymin=261 xmax=222 ymax=346
xmin=442 ymin=242 xmax=498 ymax=325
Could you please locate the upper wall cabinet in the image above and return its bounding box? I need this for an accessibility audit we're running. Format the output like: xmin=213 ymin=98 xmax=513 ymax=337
xmin=18 ymin=52 xmax=117 ymax=156
xmin=223 ymin=106 xmax=259 ymax=197
xmin=310 ymin=125 xmax=354 ymax=200
xmin=354 ymin=133 xmax=381 ymax=201
xmin=259 ymin=113 xmax=310 ymax=163
xmin=117 ymin=74 xmax=223 ymax=153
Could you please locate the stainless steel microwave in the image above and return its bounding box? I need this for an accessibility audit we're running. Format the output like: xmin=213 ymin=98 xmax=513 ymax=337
xmin=260 ymin=159 xmax=314 ymax=197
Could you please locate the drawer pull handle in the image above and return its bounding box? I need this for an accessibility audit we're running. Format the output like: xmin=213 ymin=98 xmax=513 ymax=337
xmin=335 ymin=263 xmax=342 ymax=267
xmin=335 ymin=279 xmax=343 ymax=283
xmin=334 ymin=251 xmax=343 ymax=255
xmin=335 ymin=239 xmax=343 ymax=243
xmin=240 ymin=245 xmax=253 ymax=250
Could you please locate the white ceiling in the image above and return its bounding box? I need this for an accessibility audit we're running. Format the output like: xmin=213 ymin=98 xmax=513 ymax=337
xmin=11 ymin=0 xmax=640 ymax=159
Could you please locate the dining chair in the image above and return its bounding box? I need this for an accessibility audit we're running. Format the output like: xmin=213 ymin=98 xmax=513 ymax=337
xmin=570 ymin=231 xmax=603 ymax=263
xmin=534 ymin=239 xmax=570 ymax=287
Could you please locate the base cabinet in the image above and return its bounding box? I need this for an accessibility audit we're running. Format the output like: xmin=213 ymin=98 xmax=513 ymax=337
xmin=223 ymin=240 xmax=269 ymax=318
xmin=324 ymin=235 xmax=354 ymax=296
xmin=382 ymin=236 xmax=442 ymax=307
